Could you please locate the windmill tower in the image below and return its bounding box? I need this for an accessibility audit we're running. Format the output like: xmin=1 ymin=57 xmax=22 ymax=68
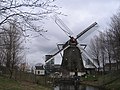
xmin=61 ymin=36 xmax=85 ymax=76
xmin=45 ymin=15 xmax=99 ymax=77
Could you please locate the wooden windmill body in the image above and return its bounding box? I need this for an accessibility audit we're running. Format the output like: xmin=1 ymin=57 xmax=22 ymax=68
xmin=61 ymin=37 xmax=85 ymax=76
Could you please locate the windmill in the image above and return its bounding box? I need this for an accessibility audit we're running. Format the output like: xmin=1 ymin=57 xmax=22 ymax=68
xmin=45 ymin=15 xmax=99 ymax=76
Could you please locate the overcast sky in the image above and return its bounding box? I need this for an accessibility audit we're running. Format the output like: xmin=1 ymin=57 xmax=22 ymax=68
xmin=25 ymin=0 xmax=120 ymax=66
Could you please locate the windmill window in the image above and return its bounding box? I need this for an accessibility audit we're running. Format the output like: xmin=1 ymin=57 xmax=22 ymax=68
xmin=38 ymin=71 xmax=40 ymax=74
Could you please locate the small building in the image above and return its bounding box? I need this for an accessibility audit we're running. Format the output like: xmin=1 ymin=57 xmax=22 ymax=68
xmin=85 ymin=65 xmax=96 ymax=74
xmin=34 ymin=63 xmax=45 ymax=75
xmin=105 ymin=62 xmax=120 ymax=71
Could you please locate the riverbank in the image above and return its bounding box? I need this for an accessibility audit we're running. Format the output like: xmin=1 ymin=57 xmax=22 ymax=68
xmin=81 ymin=70 xmax=120 ymax=90
xmin=0 ymin=76 xmax=51 ymax=90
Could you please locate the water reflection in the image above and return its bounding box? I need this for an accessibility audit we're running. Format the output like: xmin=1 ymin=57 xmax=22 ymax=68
xmin=54 ymin=84 xmax=102 ymax=90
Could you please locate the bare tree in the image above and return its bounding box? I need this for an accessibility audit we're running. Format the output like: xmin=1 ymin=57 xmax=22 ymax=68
xmin=0 ymin=29 xmax=7 ymax=66
xmin=89 ymin=32 xmax=107 ymax=73
xmin=0 ymin=20 xmax=24 ymax=78
xmin=0 ymin=0 xmax=58 ymax=36
xmin=89 ymin=36 xmax=101 ymax=71
xmin=99 ymin=32 xmax=107 ymax=73
xmin=108 ymin=12 xmax=120 ymax=70
xmin=89 ymin=10 xmax=120 ymax=73
xmin=102 ymin=30 xmax=119 ymax=71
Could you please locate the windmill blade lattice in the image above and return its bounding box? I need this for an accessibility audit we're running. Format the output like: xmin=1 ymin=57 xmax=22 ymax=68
xmin=54 ymin=15 xmax=74 ymax=37
xmin=77 ymin=44 xmax=99 ymax=68
xmin=76 ymin=22 xmax=97 ymax=40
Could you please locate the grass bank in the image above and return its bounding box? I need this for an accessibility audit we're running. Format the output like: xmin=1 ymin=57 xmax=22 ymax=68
xmin=81 ymin=70 xmax=120 ymax=90
xmin=0 ymin=76 xmax=51 ymax=90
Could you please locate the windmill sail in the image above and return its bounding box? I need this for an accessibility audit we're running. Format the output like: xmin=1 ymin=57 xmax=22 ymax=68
xmin=77 ymin=44 xmax=99 ymax=68
xmin=54 ymin=15 xmax=74 ymax=37
xmin=76 ymin=22 xmax=97 ymax=40
xmin=45 ymin=45 xmax=70 ymax=63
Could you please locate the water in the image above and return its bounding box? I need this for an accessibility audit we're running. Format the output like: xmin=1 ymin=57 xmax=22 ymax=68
xmin=53 ymin=84 xmax=105 ymax=90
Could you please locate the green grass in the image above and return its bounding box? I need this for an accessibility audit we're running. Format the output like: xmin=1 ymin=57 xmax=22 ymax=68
xmin=105 ymin=79 xmax=120 ymax=90
xmin=81 ymin=75 xmax=98 ymax=81
xmin=81 ymin=70 xmax=120 ymax=90
xmin=0 ymin=76 xmax=51 ymax=90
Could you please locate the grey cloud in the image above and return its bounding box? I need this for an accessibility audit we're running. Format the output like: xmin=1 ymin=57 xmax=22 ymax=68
xmin=26 ymin=0 xmax=120 ymax=65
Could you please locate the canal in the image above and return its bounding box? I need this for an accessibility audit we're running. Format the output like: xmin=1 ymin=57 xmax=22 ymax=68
xmin=53 ymin=84 xmax=106 ymax=90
